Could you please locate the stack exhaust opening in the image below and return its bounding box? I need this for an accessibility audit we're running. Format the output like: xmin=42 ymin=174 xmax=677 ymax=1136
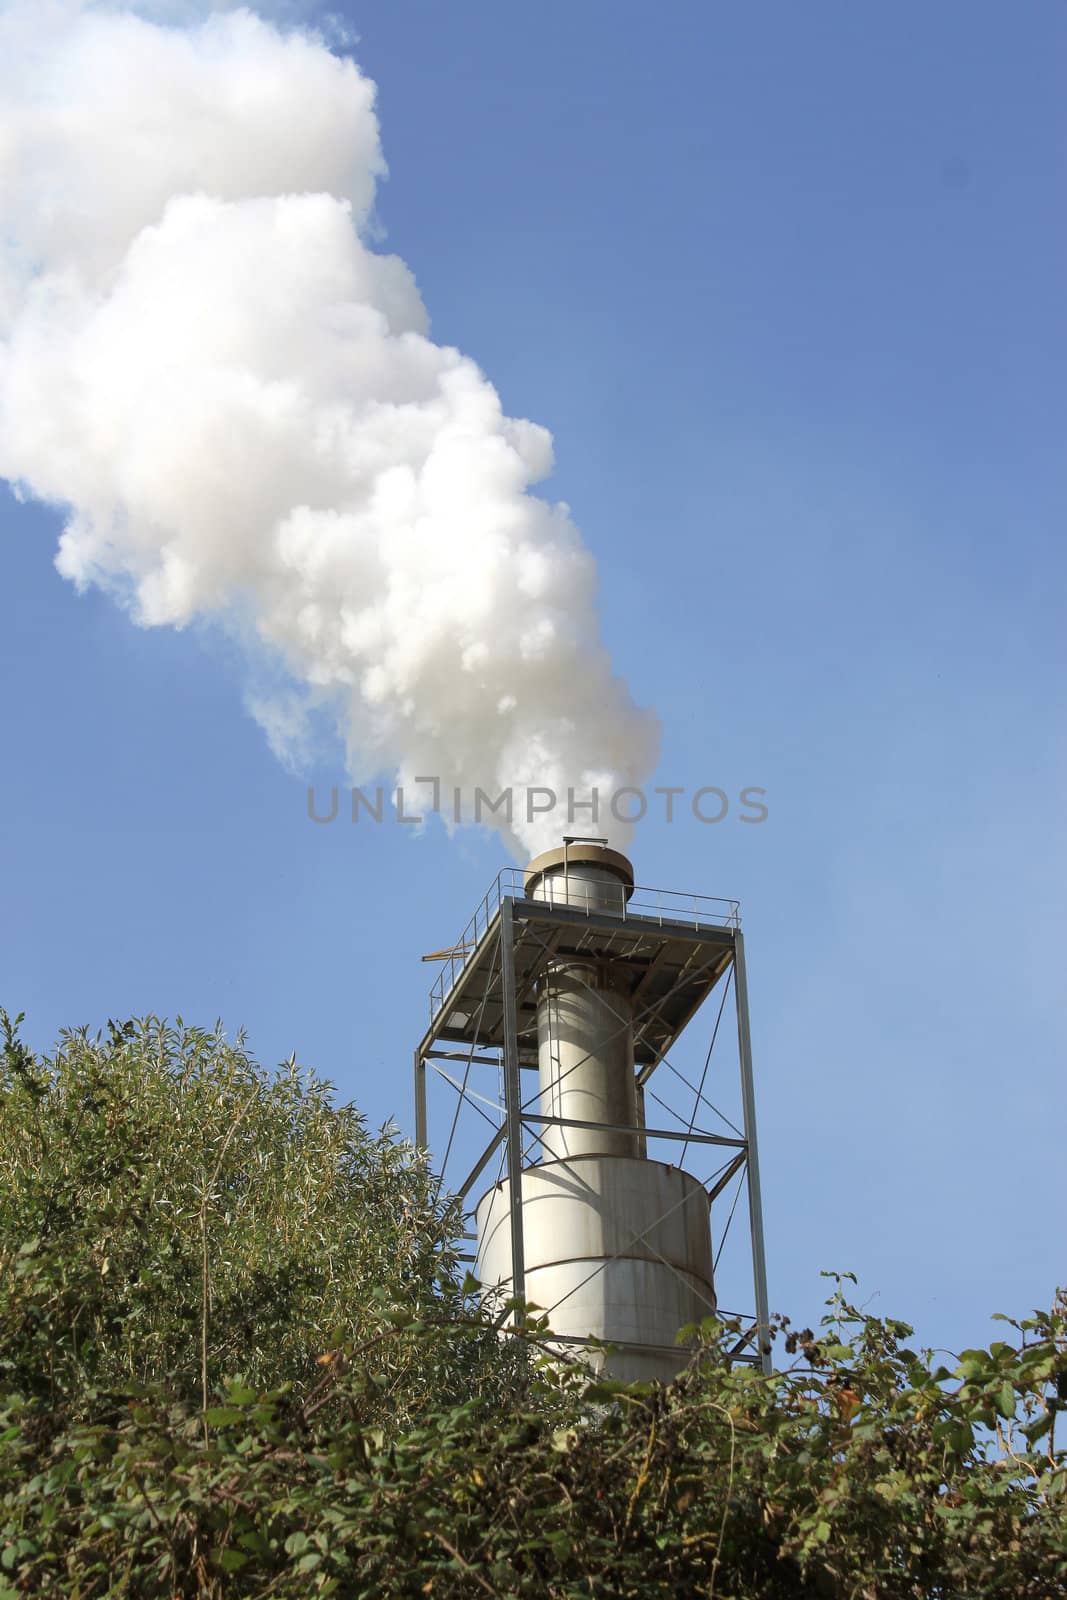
xmin=475 ymin=841 xmax=717 ymax=1383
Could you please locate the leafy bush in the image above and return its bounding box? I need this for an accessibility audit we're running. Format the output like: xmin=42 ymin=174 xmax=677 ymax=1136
xmin=0 ymin=1011 xmax=517 ymax=1424
xmin=1 ymin=1013 xmax=1065 ymax=1597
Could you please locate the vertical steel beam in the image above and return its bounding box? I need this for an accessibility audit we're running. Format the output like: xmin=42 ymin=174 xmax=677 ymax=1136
xmin=499 ymin=898 xmax=526 ymax=1320
xmin=733 ymin=930 xmax=772 ymax=1375
xmin=414 ymin=1049 xmax=427 ymax=1151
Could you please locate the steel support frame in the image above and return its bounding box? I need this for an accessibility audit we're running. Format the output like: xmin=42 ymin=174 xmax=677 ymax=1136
xmin=733 ymin=929 xmax=772 ymax=1373
xmin=413 ymin=895 xmax=772 ymax=1372
xmin=498 ymin=897 xmax=526 ymax=1320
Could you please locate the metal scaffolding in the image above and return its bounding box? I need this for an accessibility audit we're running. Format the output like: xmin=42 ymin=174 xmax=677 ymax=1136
xmin=414 ymin=866 xmax=772 ymax=1374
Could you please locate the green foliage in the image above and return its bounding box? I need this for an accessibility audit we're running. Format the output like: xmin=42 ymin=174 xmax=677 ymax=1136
xmin=0 ymin=1011 xmax=517 ymax=1423
xmin=1 ymin=1014 xmax=1066 ymax=1597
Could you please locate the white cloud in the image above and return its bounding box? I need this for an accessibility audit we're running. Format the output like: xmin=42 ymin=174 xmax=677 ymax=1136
xmin=0 ymin=0 xmax=658 ymax=855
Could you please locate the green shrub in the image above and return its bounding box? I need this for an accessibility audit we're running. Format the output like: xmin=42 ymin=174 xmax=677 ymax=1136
xmin=1 ymin=1013 xmax=1064 ymax=1597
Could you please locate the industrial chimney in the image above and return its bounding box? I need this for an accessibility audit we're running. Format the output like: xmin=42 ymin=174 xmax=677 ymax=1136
xmin=414 ymin=839 xmax=770 ymax=1379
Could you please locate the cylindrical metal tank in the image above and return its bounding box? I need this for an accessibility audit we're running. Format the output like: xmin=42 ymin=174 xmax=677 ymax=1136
xmin=476 ymin=1156 xmax=715 ymax=1383
xmin=476 ymin=842 xmax=716 ymax=1382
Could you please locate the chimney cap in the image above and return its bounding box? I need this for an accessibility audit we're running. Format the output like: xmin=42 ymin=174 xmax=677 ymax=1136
xmin=524 ymin=840 xmax=635 ymax=899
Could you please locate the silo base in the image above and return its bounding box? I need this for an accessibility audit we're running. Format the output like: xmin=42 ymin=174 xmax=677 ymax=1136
xmin=475 ymin=1155 xmax=715 ymax=1384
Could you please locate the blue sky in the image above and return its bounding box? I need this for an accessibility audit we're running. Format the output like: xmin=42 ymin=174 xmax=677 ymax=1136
xmin=1 ymin=0 xmax=1064 ymax=1354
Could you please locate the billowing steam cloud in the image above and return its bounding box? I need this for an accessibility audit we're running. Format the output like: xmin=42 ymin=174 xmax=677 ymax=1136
xmin=0 ymin=1 xmax=658 ymax=855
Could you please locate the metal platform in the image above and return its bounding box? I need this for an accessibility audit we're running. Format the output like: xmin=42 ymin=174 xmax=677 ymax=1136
xmin=418 ymin=897 xmax=737 ymax=1073
xmin=418 ymin=867 xmax=740 ymax=1070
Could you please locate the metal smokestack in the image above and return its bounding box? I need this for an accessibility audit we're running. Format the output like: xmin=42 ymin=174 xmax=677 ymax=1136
xmin=476 ymin=842 xmax=716 ymax=1383
xmin=527 ymin=845 xmax=640 ymax=1161
xmin=413 ymin=838 xmax=770 ymax=1380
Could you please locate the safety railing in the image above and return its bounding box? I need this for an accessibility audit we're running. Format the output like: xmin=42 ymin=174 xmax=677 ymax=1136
xmin=427 ymin=868 xmax=740 ymax=1025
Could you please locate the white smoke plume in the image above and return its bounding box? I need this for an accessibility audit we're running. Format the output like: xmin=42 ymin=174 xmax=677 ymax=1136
xmin=0 ymin=1 xmax=658 ymax=856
